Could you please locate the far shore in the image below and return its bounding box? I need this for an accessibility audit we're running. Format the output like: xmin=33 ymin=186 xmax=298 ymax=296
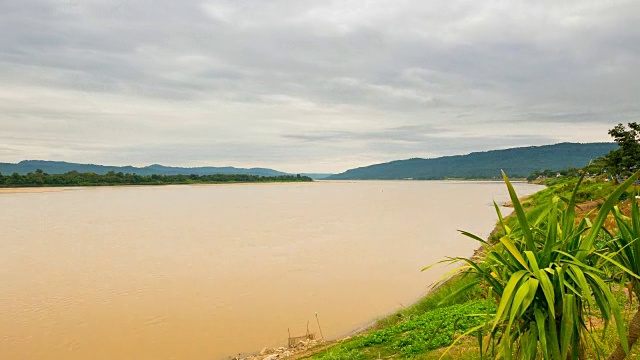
xmin=0 ymin=187 xmax=70 ymax=194
xmin=0 ymin=178 xmax=535 ymax=194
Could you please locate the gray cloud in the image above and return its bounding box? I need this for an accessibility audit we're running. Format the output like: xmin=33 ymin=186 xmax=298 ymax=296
xmin=283 ymin=124 xmax=449 ymax=142
xmin=0 ymin=0 xmax=639 ymax=172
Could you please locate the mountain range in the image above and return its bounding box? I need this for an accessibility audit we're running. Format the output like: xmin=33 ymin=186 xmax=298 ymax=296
xmin=327 ymin=142 xmax=617 ymax=180
xmin=0 ymin=160 xmax=332 ymax=179
xmin=0 ymin=142 xmax=617 ymax=181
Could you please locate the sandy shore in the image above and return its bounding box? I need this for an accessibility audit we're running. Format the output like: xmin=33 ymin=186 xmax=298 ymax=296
xmin=0 ymin=182 xmax=319 ymax=194
xmin=0 ymin=187 xmax=69 ymax=194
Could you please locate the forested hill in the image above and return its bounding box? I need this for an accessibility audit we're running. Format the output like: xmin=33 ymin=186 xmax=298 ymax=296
xmin=327 ymin=142 xmax=618 ymax=180
xmin=0 ymin=160 xmax=292 ymax=177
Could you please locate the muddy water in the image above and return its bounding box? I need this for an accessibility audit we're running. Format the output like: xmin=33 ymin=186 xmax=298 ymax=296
xmin=0 ymin=180 xmax=540 ymax=360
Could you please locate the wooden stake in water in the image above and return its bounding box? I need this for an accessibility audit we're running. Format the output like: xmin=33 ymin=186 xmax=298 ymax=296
xmin=315 ymin=312 xmax=325 ymax=342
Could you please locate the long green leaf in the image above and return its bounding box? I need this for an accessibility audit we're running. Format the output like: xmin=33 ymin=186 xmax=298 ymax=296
xmin=559 ymin=294 xmax=575 ymax=360
xmin=524 ymin=251 xmax=556 ymax=317
xmin=523 ymin=326 xmax=539 ymax=360
xmin=493 ymin=270 xmax=528 ymax=328
xmin=586 ymin=272 xmax=629 ymax=354
xmin=494 ymin=200 xmax=511 ymax=234
xmin=502 ymin=170 xmax=535 ymax=251
xmin=594 ymin=252 xmax=640 ymax=280
xmin=566 ymin=264 xmax=593 ymax=307
xmin=633 ymin=200 xmax=640 ymax=235
xmin=500 ymin=236 xmax=530 ymax=271
xmin=561 ymin=175 xmax=584 ymax=238
xmin=458 ymin=229 xmax=489 ymax=245
xmin=437 ymin=278 xmax=482 ymax=306
xmin=509 ymin=278 xmax=538 ymax=329
xmin=578 ymin=173 xmax=639 ymax=261
xmin=534 ymin=308 xmax=550 ymax=360
xmin=542 ymin=197 xmax=559 ymax=266
xmin=547 ymin=307 xmax=562 ymax=360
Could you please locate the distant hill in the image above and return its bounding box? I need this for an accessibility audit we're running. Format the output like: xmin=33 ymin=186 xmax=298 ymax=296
xmin=0 ymin=160 xmax=293 ymax=177
xmin=327 ymin=143 xmax=618 ymax=180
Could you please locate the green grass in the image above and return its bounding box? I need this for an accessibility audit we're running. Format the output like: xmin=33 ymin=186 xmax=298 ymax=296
xmin=313 ymin=299 xmax=494 ymax=359
xmin=528 ymin=177 xmax=637 ymax=206
xmin=307 ymin=275 xmax=489 ymax=359
xmin=314 ymin=347 xmax=366 ymax=360
xmin=375 ymin=275 xmax=485 ymax=329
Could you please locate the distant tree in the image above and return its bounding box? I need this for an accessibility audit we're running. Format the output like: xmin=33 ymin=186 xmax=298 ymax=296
xmin=9 ymin=172 xmax=21 ymax=185
xmin=606 ymin=122 xmax=640 ymax=175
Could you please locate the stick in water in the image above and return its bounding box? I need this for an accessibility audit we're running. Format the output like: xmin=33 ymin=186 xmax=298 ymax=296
xmin=315 ymin=312 xmax=325 ymax=342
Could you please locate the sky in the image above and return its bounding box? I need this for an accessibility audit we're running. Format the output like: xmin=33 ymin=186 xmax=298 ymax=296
xmin=1 ymin=1 xmax=639 ymax=173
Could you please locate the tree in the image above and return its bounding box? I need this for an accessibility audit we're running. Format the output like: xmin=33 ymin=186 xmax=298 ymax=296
xmin=9 ymin=172 xmax=21 ymax=185
xmin=606 ymin=123 xmax=640 ymax=174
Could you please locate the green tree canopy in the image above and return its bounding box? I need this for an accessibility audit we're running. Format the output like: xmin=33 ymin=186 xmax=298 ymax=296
xmin=606 ymin=122 xmax=640 ymax=174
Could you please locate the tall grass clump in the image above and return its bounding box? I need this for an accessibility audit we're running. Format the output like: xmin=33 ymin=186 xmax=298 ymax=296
xmin=438 ymin=171 xmax=639 ymax=359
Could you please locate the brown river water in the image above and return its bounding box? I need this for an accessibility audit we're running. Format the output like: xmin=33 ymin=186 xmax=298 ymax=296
xmin=0 ymin=180 xmax=540 ymax=360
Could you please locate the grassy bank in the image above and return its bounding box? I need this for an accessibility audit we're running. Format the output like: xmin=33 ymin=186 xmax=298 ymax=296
xmin=303 ymin=176 xmax=640 ymax=360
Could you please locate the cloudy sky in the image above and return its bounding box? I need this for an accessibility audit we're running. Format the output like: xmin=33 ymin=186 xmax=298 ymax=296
xmin=1 ymin=0 xmax=639 ymax=173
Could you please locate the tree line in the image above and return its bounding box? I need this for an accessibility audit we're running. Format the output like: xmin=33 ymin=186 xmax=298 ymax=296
xmin=0 ymin=169 xmax=312 ymax=187
xmin=526 ymin=167 xmax=583 ymax=181
xmin=529 ymin=122 xmax=640 ymax=181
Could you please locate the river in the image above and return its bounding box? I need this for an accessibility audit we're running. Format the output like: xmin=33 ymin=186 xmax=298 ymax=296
xmin=0 ymin=180 xmax=540 ymax=360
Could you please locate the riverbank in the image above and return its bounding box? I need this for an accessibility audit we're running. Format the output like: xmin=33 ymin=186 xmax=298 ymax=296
xmin=243 ymin=176 xmax=640 ymax=360
xmin=233 ymin=273 xmax=488 ymax=360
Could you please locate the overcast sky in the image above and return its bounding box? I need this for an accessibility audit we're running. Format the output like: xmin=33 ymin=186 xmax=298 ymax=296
xmin=1 ymin=0 xmax=639 ymax=173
